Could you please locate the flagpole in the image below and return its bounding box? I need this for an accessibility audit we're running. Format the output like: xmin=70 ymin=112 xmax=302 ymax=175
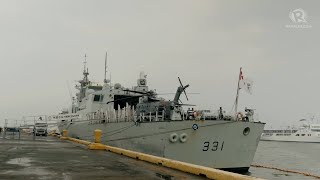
xmin=234 ymin=67 xmax=242 ymax=120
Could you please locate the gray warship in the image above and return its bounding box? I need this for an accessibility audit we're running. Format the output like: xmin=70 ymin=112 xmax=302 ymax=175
xmin=58 ymin=56 xmax=265 ymax=173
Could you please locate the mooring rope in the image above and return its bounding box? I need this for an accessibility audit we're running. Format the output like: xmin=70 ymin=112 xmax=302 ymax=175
xmin=251 ymin=164 xmax=320 ymax=179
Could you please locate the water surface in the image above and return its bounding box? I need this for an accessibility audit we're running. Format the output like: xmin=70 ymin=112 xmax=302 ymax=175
xmin=250 ymin=141 xmax=320 ymax=180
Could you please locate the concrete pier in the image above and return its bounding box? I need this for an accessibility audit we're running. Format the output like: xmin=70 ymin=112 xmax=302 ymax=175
xmin=0 ymin=134 xmax=203 ymax=179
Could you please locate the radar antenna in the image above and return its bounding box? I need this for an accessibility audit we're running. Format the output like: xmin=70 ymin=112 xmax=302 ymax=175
xmin=173 ymin=77 xmax=189 ymax=104
xmin=178 ymin=77 xmax=189 ymax=101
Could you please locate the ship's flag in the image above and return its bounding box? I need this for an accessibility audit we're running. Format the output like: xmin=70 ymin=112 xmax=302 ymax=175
xmin=239 ymin=69 xmax=253 ymax=95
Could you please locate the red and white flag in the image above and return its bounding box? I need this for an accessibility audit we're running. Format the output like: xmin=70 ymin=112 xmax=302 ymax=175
xmin=239 ymin=69 xmax=253 ymax=94
xmin=240 ymin=68 xmax=244 ymax=80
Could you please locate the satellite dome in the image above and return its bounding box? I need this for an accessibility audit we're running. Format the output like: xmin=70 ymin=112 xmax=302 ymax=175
xmin=114 ymin=83 xmax=121 ymax=89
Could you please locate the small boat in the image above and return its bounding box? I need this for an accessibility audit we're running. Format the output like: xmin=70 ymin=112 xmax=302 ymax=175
xmin=261 ymin=120 xmax=320 ymax=143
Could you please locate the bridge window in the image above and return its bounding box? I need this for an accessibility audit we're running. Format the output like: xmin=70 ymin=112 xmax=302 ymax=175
xmin=113 ymin=95 xmax=139 ymax=110
xmin=93 ymin=95 xmax=104 ymax=102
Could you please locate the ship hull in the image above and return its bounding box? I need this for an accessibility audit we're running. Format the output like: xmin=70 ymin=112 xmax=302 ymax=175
xmin=60 ymin=120 xmax=265 ymax=172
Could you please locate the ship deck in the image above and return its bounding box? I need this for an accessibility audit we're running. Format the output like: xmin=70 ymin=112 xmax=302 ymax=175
xmin=0 ymin=133 xmax=204 ymax=180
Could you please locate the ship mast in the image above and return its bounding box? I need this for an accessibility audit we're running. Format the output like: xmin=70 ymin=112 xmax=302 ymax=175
xmin=83 ymin=54 xmax=89 ymax=85
xmin=78 ymin=54 xmax=90 ymax=100
xmin=104 ymin=51 xmax=111 ymax=85
xmin=234 ymin=67 xmax=242 ymax=120
xmin=104 ymin=51 xmax=107 ymax=82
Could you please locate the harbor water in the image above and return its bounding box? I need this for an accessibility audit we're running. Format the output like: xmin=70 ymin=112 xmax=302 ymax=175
xmin=250 ymin=141 xmax=320 ymax=180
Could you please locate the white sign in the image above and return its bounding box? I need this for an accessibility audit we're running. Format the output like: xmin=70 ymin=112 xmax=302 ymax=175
xmin=48 ymin=114 xmax=80 ymax=121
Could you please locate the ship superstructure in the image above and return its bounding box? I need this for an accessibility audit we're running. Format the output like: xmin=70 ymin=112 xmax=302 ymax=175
xmin=58 ymin=57 xmax=265 ymax=172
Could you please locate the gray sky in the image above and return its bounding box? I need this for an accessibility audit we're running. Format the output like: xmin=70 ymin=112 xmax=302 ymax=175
xmin=0 ymin=0 xmax=319 ymax=128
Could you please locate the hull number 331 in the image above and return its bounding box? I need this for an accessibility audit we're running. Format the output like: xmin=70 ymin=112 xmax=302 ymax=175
xmin=202 ymin=141 xmax=224 ymax=151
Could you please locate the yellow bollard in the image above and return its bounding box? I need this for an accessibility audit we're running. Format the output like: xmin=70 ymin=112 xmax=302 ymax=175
xmin=94 ymin=129 xmax=102 ymax=143
xmin=60 ymin=130 xmax=68 ymax=140
xmin=88 ymin=129 xmax=106 ymax=150
xmin=63 ymin=130 xmax=68 ymax=137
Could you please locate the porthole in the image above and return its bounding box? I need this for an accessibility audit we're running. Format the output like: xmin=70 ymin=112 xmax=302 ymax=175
xmin=243 ymin=127 xmax=250 ymax=136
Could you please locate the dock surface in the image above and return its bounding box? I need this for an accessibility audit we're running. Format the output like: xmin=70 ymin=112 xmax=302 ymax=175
xmin=0 ymin=134 xmax=204 ymax=180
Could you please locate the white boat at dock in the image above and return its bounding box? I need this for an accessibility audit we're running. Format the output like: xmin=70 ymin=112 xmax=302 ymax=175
xmin=261 ymin=121 xmax=320 ymax=143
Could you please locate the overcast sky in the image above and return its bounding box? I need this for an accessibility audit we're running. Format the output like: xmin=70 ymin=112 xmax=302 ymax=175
xmin=0 ymin=0 xmax=319 ymax=128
